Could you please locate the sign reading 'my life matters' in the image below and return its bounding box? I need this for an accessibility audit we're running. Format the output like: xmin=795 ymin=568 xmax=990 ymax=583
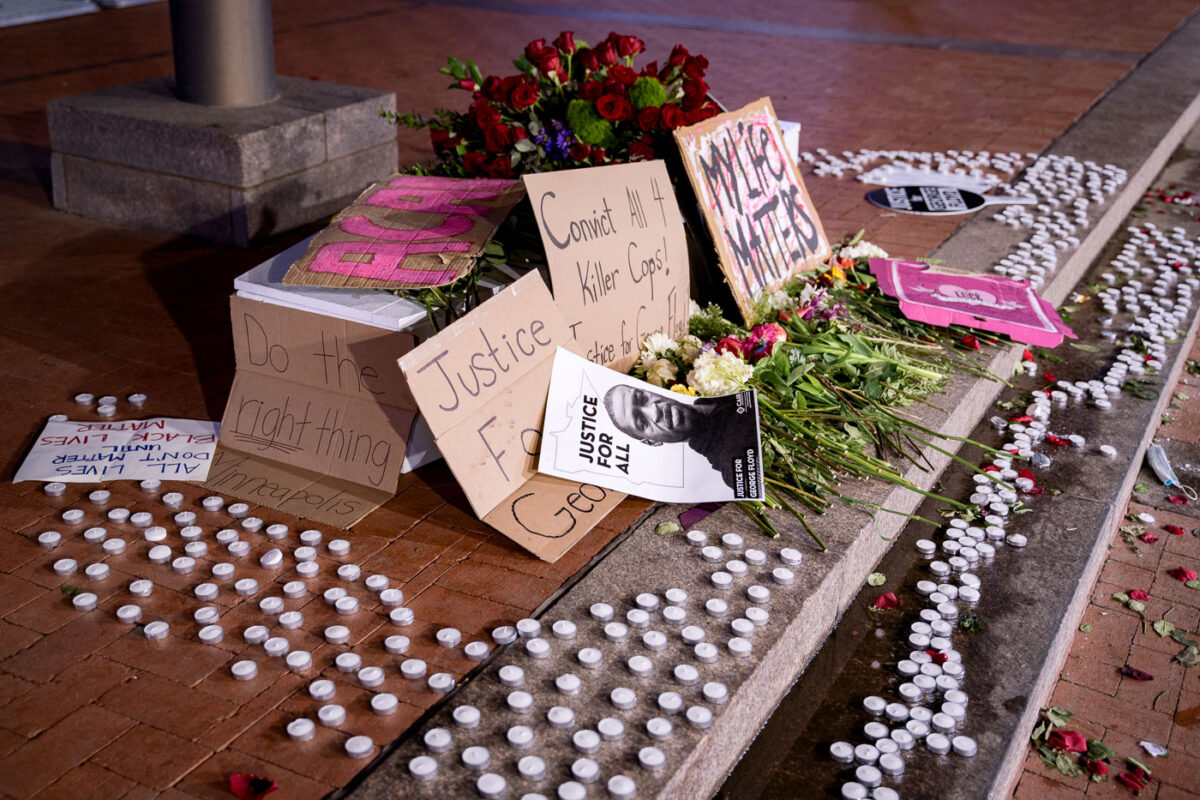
xmin=523 ymin=161 xmax=690 ymax=373
xmin=283 ymin=175 xmax=526 ymax=290
xmin=398 ymin=271 xmax=625 ymax=562
xmin=675 ymin=97 xmax=830 ymax=323
xmin=15 ymin=418 xmax=219 ymax=483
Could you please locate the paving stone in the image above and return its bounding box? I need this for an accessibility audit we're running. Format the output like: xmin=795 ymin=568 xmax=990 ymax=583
xmin=29 ymin=761 xmax=138 ymax=800
xmin=0 ymin=704 xmax=137 ymax=798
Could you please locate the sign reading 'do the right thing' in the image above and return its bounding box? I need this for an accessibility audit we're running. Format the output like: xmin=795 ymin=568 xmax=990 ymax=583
xmin=675 ymin=97 xmax=830 ymax=323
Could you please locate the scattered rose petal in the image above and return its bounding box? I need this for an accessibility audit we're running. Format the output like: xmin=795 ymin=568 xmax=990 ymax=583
xmin=1168 ymin=495 xmax=1189 ymax=505
xmin=1047 ymin=729 xmax=1088 ymax=753
xmin=1082 ymin=757 xmax=1109 ymax=777
xmin=1168 ymin=566 xmax=1198 ymax=582
xmin=1140 ymin=532 xmax=1160 ymax=543
xmin=1028 ymin=486 xmax=1045 ymax=496
xmin=924 ymin=649 xmax=948 ymax=665
xmin=1128 ymin=589 xmax=1150 ymax=601
xmin=1022 ymin=349 xmax=1035 ymax=361
xmin=872 ymin=592 xmax=901 ymax=609
xmin=1018 ymin=468 xmax=1037 ymax=483
xmin=961 ymin=334 xmax=981 ymax=351
xmin=1118 ymin=665 xmax=1154 ymax=681
xmin=1045 ymin=434 xmax=1070 ymax=446
xmin=1117 ymin=771 xmax=1145 ymax=790
xmin=983 ymin=465 xmax=1001 ymax=472
xmin=1009 ymin=415 xmax=1034 ymax=423
xmin=229 ymin=774 xmax=279 ymax=800
xmin=1166 ymin=524 xmax=1185 ymax=536
xmin=1045 ymin=372 xmax=1057 ymax=383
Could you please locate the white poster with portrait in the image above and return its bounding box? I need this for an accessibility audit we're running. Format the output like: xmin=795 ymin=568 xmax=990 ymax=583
xmin=538 ymin=348 xmax=764 ymax=502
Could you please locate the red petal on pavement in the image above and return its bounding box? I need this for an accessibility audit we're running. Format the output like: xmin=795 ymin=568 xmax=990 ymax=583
xmin=1168 ymin=495 xmax=1189 ymax=505
xmin=1168 ymin=566 xmax=1198 ymax=582
xmin=1009 ymin=415 xmax=1034 ymax=423
xmin=1045 ymin=435 xmax=1070 ymax=446
xmin=1140 ymin=532 xmax=1160 ymax=543
xmin=1117 ymin=772 xmax=1145 ymax=790
xmin=961 ymin=334 xmax=981 ymax=351
xmin=924 ymin=649 xmax=948 ymax=665
xmin=872 ymin=592 xmax=901 ymax=609
xmin=229 ymin=775 xmax=279 ymax=800
xmin=983 ymin=465 xmax=1001 ymax=472
xmin=1166 ymin=524 xmax=1185 ymax=536
xmin=1047 ymin=729 xmax=1088 ymax=753
xmin=1128 ymin=589 xmax=1150 ymax=601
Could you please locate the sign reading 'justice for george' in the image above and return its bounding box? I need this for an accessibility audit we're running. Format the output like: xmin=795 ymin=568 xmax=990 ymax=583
xmin=675 ymin=97 xmax=830 ymax=322
xmin=283 ymin=175 xmax=526 ymax=290
xmin=398 ymin=272 xmax=625 ymax=562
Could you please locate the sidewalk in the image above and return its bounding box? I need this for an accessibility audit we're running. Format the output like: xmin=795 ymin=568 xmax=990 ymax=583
xmin=1016 ymin=340 xmax=1200 ymax=800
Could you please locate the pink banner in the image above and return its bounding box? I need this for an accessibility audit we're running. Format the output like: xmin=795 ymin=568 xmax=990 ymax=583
xmin=868 ymin=258 xmax=1075 ymax=347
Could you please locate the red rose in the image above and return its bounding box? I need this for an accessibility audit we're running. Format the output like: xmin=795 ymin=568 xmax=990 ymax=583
xmin=480 ymin=76 xmax=504 ymax=102
xmin=640 ymin=60 xmax=658 ymax=77
xmin=553 ymin=31 xmax=576 ymax=54
xmin=596 ymin=93 xmax=633 ymax=122
xmin=628 ymin=136 xmax=656 ymax=161
xmin=524 ymin=38 xmax=547 ymax=61
xmin=694 ymin=100 xmax=720 ymax=121
xmin=462 ymin=151 xmax=488 ymax=175
xmin=715 ymin=336 xmax=744 ymax=356
xmin=509 ymin=80 xmax=539 ymax=110
xmin=613 ymin=33 xmax=645 ymax=58
xmin=579 ymin=80 xmax=604 ymax=102
xmin=569 ymin=141 xmax=590 ymax=161
xmin=1046 ymin=730 xmax=1088 ymax=753
xmin=636 ymin=105 xmax=661 ymax=131
xmin=590 ymin=146 xmax=606 ymax=163
xmin=578 ymin=47 xmax=600 ymax=73
xmin=429 ymin=129 xmax=460 ymax=153
xmin=683 ymin=54 xmax=709 ymax=79
xmin=472 ymin=99 xmax=501 ymax=127
xmin=682 ymin=78 xmax=708 ymax=109
xmin=666 ymin=44 xmax=689 ymax=69
xmin=596 ymin=39 xmax=618 ymax=66
xmin=607 ymin=65 xmax=638 ymax=86
xmin=659 ymin=104 xmax=686 ymax=130
xmin=485 ymin=154 xmax=513 ymax=178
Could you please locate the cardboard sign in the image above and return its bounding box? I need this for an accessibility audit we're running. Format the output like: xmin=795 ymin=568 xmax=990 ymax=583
xmin=523 ymin=161 xmax=690 ymax=373
xmin=868 ymin=258 xmax=1076 ymax=347
xmin=208 ymin=296 xmax=420 ymax=526
xmin=539 ymin=349 xmax=765 ymax=502
xmin=865 ymin=186 xmax=1037 ymax=215
xmin=282 ymin=175 xmax=525 ymax=290
xmin=399 ymin=271 xmax=624 ymax=561
xmin=15 ymin=418 xmax=219 ymax=483
xmin=674 ymin=97 xmax=830 ymax=323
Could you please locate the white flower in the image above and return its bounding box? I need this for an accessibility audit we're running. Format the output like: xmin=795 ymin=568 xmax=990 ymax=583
xmin=689 ymin=299 xmax=703 ymax=318
xmin=687 ymin=350 xmax=754 ymax=396
xmin=645 ymin=358 xmax=677 ymax=388
xmin=796 ymin=283 xmax=820 ymax=308
xmin=765 ymin=289 xmax=793 ymax=312
xmin=839 ymin=240 xmax=888 ymax=260
xmin=676 ymin=334 xmax=702 ymax=364
xmin=641 ymin=332 xmax=676 ymax=357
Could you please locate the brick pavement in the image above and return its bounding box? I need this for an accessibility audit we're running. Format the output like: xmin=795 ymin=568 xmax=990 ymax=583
xmin=1014 ymin=338 xmax=1200 ymax=800
xmin=0 ymin=1 xmax=1197 ymax=797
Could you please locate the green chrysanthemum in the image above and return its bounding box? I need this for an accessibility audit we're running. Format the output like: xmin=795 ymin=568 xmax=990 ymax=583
xmin=628 ymin=76 xmax=666 ymax=110
xmin=566 ymin=99 xmax=615 ymax=147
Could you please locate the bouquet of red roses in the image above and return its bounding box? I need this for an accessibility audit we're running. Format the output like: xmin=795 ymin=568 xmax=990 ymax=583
xmin=387 ymin=31 xmax=719 ymax=178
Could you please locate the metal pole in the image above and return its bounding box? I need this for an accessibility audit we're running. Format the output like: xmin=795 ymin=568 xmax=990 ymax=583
xmin=169 ymin=0 xmax=278 ymax=107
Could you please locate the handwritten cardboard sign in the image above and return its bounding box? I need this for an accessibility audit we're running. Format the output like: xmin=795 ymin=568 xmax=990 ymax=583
xmin=398 ymin=271 xmax=624 ymax=561
xmin=868 ymin=258 xmax=1076 ymax=347
xmin=208 ymin=296 xmax=420 ymax=526
xmin=282 ymin=175 xmax=526 ymax=290
xmin=15 ymin=418 xmax=219 ymax=483
xmin=523 ymin=161 xmax=689 ymax=373
xmin=675 ymin=97 xmax=830 ymax=323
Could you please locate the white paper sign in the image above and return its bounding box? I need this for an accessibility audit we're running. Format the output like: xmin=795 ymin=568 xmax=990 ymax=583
xmin=14 ymin=418 xmax=221 ymax=483
xmin=538 ymin=348 xmax=764 ymax=503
